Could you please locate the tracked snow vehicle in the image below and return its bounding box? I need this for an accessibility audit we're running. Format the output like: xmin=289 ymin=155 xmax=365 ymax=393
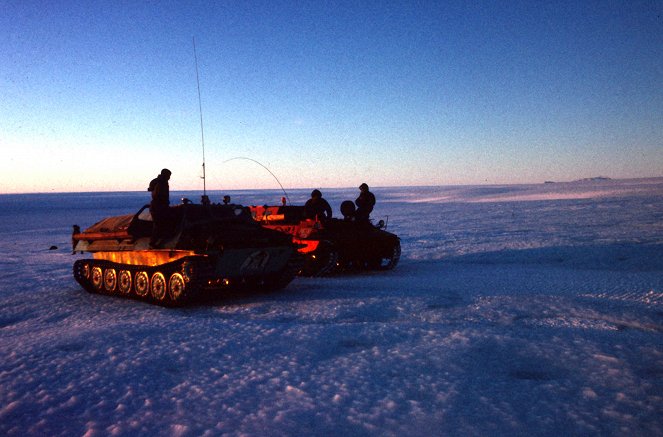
xmin=249 ymin=202 xmax=400 ymax=276
xmin=72 ymin=200 xmax=301 ymax=305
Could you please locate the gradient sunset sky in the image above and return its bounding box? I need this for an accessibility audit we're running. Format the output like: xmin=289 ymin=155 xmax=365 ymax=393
xmin=1 ymin=1 xmax=662 ymax=193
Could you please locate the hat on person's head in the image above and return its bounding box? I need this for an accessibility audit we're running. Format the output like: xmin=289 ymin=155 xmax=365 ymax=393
xmin=359 ymin=183 xmax=368 ymax=190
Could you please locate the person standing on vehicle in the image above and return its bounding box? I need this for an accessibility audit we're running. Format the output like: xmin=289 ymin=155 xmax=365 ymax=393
xmin=355 ymin=183 xmax=375 ymax=222
xmin=305 ymin=189 xmax=333 ymax=220
xmin=148 ymin=168 xmax=171 ymax=246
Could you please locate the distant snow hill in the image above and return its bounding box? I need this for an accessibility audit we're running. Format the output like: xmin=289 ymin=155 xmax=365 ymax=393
xmin=574 ymin=176 xmax=612 ymax=182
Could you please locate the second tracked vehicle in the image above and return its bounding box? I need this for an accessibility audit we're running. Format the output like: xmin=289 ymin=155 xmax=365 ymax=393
xmin=249 ymin=201 xmax=400 ymax=276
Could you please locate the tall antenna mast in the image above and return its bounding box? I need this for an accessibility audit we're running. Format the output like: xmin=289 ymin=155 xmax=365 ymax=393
xmin=193 ymin=36 xmax=206 ymax=196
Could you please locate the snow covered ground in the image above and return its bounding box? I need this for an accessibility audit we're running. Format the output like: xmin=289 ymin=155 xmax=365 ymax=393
xmin=1 ymin=178 xmax=662 ymax=436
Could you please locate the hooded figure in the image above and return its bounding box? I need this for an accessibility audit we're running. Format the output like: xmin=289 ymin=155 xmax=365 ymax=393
xmin=355 ymin=183 xmax=375 ymax=222
xmin=304 ymin=189 xmax=333 ymax=220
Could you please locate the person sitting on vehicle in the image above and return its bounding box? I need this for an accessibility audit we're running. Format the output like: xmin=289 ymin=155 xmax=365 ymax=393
xmin=305 ymin=189 xmax=332 ymax=220
xmin=355 ymin=182 xmax=375 ymax=222
xmin=340 ymin=200 xmax=356 ymax=221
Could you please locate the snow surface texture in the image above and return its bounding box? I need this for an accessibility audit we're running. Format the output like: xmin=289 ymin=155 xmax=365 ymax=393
xmin=1 ymin=178 xmax=662 ymax=436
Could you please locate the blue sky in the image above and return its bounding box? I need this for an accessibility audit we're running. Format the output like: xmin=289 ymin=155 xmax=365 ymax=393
xmin=1 ymin=1 xmax=662 ymax=193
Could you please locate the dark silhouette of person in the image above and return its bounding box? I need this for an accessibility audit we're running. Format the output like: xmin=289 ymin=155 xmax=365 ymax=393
xmin=148 ymin=168 xmax=171 ymax=246
xmin=223 ymin=195 xmax=231 ymax=205
xmin=340 ymin=200 xmax=356 ymax=221
xmin=305 ymin=189 xmax=332 ymax=220
xmin=355 ymin=183 xmax=375 ymax=222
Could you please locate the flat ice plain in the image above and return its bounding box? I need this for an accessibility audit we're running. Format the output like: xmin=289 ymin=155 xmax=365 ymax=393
xmin=1 ymin=178 xmax=662 ymax=436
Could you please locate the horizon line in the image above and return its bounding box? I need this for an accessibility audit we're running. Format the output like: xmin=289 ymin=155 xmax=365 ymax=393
xmin=2 ymin=176 xmax=662 ymax=196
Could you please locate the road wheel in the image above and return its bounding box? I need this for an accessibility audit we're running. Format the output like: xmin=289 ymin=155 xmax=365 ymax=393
xmin=151 ymin=272 xmax=167 ymax=301
xmin=168 ymin=273 xmax=186 ymax=302
xmin=118 ymin=270 xmax=132 ymax=294
xmin=135 ymin=271 xmax=149 ymax=297
xmin=103 ymin=268 xmax=117 ymax=293
xmin=91 ymin=267 xmax=103 ymax=291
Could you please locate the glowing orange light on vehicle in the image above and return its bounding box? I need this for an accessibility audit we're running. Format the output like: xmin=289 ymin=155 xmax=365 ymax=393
xmin=93 ymin=251 xmax=197 ymax=266
xmin=293 ymin=239 xmax=320 ymax=253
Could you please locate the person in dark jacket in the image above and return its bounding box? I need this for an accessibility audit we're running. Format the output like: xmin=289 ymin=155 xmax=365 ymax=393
xmin=305 ymin=189 xmax=332 ymax=220
xmin=148 ymin=168 xmax=171 ymax=246
xmin=355 ymin=182 xmax=375 ymax=222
